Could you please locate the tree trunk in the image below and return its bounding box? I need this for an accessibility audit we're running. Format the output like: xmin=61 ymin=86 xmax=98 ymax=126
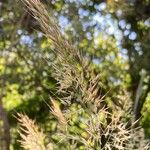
xmin=0 ymin=103 xmax=10 ymax=150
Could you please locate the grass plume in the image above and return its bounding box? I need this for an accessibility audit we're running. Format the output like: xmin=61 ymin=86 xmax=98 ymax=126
xmin=16 ymin=0 xmax=150 ymax=149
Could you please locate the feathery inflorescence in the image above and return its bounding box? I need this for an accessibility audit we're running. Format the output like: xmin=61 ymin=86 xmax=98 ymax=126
xmin=17 ymin=0 xmax=150 ymax=149
xmin=17 ymin=113 xmax=47 ymax=150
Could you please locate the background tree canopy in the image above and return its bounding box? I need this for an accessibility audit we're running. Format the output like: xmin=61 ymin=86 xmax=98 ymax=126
xmin=0 ymin=0 xmax=150 ymax=149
